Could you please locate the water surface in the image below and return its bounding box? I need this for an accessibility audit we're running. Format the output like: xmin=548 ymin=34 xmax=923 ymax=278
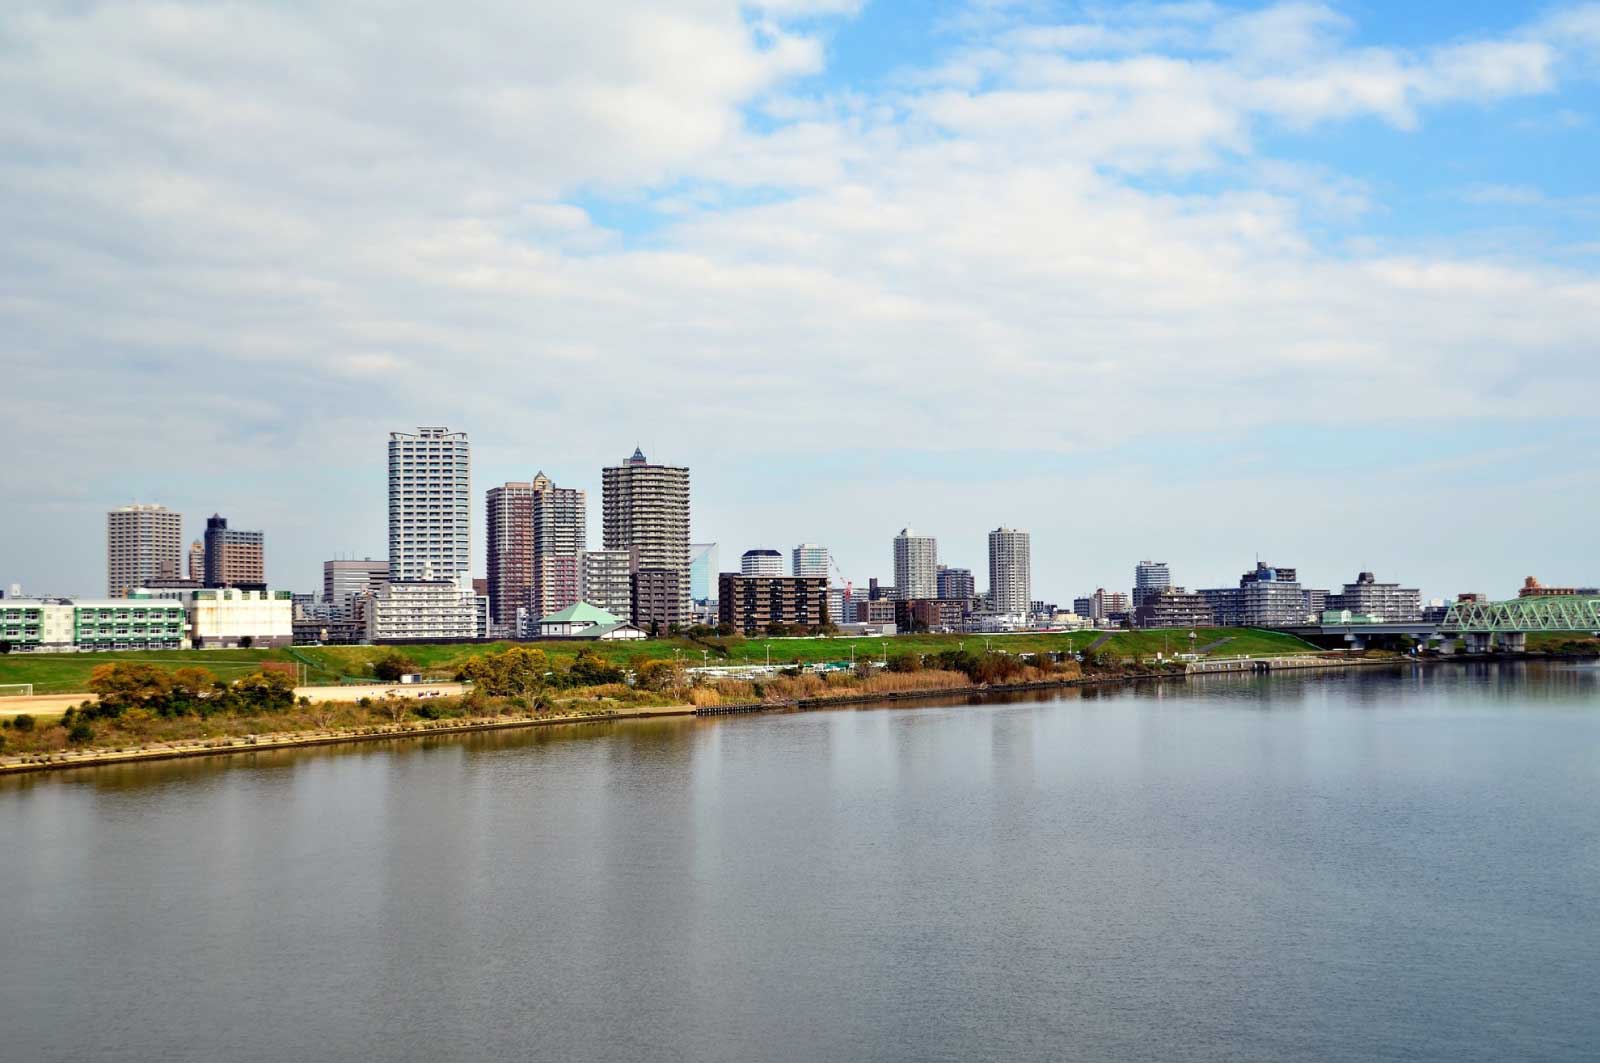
xmin=2 ymin=662 xmax=1597 ymax=1062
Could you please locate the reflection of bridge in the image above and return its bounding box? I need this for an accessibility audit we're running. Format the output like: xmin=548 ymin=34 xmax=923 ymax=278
xmin=1282 ymin=595 xmax=1600 ymax=653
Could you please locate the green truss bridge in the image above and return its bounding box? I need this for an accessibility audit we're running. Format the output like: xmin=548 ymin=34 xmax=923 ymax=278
xmin=1285 ymin=594 xmax=1600 ymax=652
xmin=1439 ymin=595 xmax=1600 ymax=653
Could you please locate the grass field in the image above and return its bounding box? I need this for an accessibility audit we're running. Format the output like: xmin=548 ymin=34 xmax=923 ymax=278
xmin=0 ymin=627 xmax=1320 ymax=694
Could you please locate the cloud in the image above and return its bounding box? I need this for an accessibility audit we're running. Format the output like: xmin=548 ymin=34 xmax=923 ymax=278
xmin=1 ymin=1 xmax=1598 ymax=596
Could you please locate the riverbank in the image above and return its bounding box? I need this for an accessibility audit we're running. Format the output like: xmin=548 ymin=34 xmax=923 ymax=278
xmin=0 ymin=656 xmax=1420 ymax=777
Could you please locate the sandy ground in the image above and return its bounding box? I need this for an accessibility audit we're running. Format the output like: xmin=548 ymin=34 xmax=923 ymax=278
xmin=0 ymin=683 xmax=469 ymax=717
xmin=0 ymin=694 xmax=90 ymax=717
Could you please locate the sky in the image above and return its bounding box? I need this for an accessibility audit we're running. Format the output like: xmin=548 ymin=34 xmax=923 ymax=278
xmin=2 ymin=0 xmax=1598 ymax=604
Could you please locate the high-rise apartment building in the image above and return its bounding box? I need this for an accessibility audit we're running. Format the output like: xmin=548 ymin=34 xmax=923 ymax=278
xmin=187 ymin=540 xmax=204 ymax=582
xmin=486 ymin=480 xmax=534 ymax=627
xmin=792 ymin=543 xmax=830 ymax=579
xmin=893 ymin=529 xmax=937 ymax=601
xmin=1133 ymin=561 xmax=1172 ymax=609
xmin=937 ymin=566 xmax=976 ymax=601
xmin=388 ymin=427 xmax=470 ymax=583
xmin=988 ymin=528 xmax=1031 ymax=617
xmin=486 ymin=472 xmax=586 ymax=627
xmin=202 ymin=514 xmax=265 ymax=588
xmin=741 ymin=549 xmax=784 ymax=577
xmin=602 ymin=448 xmax=690 ymax=627
xmin=107 ymin=503 xmax=183 ymax=598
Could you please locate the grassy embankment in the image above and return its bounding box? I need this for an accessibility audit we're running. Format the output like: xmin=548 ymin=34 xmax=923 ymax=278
xmin=0 ymin=627 xmax=1318 ymax=695
xmin=0 ymin=652 xmax=1097 ymax=767
xmin=1525 ymin=632 xmax=1600 ymax=654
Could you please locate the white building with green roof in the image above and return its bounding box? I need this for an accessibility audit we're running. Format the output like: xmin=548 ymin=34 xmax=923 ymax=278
xmin=534 ymin=602 xmax=645 ymax=640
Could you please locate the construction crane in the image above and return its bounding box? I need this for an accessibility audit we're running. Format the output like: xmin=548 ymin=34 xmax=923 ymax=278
xmin=829 ymin=557 xmax=853 ymax=597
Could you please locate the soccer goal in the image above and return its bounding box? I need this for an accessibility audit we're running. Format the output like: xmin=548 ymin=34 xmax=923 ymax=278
xmin=0 ymin=684 xmax=35 ymax=697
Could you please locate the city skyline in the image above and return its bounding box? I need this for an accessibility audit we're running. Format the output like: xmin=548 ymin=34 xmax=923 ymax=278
xmin=17 ymin=438 xmax=1594 ymax=608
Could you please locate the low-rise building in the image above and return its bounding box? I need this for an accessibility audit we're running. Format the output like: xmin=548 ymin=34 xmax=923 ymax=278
xmin=534 ymin=602 xmax=647 ymax=640
xmin=632 ymin=568 xmax=685 ymax=633
xmin=894 ymin=597 xmax=968 ymax=633
xmin=187 ymin=588 xmax=294 ymax=649
xmin=368 ymin=581 xmax=479 ymax=643
xmin=1325 ymin=572 xmax=1422 ymax=622
xmin=718 ymin=573 xmax=829 ymax=634
xmin=579 ymin=550 xmax=634 ymax=623
xmin=852 ymin=597 xmax=897 ymax=624
xmin=1 ymin=595 xmax=188 ymax=652
xmin=1134 ymin=588 xmax=1216 ymax=629
xmin=1199 ymin=562 xmax=1312 ymax=627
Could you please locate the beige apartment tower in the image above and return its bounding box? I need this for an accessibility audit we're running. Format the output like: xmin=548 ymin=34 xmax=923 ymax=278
xmin=107 ymin=504 xmax=184 ymax=598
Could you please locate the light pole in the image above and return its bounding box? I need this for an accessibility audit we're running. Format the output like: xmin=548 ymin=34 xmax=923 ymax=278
xmin=765 ymin=643 xmax=771 ymax=669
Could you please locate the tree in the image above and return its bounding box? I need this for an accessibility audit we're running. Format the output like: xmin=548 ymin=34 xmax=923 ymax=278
xmin=230 ymin=671 xmax=295 ymax=712
xmin=378 ymin=695 xmax=409 ymax=723
xmin=372 ymin=652 xmax=418 ymax=682
xmin=569 ymin=648 xmax=623 ymax=686
xmin=87 ymin=662 xmax=174 ymax=718
xmin=636 ymin=659 xmax=679 ymax=692
xmin=0 ymin=640 xmax=11 ymax=654
xmin=11 ymin=713 xmax=35 ymax=732
xmin=238 ymin=635 xmax=254 ymax=649
xmin=886 ymin=653 xmax=923 ymax=673
xmin=167 ymin=667 xmax=218 ymax=716
xmin=459 ymin=647 xmax=549 ymax=697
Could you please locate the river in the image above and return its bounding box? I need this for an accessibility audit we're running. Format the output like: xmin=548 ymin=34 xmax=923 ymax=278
xmin=2 ymin=661 xmax=1596 ymax=1062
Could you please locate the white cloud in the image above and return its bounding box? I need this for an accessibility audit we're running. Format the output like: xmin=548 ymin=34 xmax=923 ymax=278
xmin=1 ymin=1 xmax=1598 ymax=595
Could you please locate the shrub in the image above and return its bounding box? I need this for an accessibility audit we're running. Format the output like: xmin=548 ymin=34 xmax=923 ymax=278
xmin=372 ymin=652 xmax=418 ymax=682
xmin=12 ymin=713 xmax=36 ymax=733
xmin=67 ymin=721 xmax=95 ymax=744
xmin=886 ymin=653 xmax=923 ymax=673
xmin=357 ymin=696 xmax=373 ymax=709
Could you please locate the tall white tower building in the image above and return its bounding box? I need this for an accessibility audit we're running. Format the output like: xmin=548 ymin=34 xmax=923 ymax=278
xmin=793 ymin=543 xmax=830 ymax=579
xmin=988 ymin=527 xmax=1031 ymax=617
xmin=893 ymin=529 xmax=938 ymax=600
xmin=388 ymin=427 xmax=471 ymax=583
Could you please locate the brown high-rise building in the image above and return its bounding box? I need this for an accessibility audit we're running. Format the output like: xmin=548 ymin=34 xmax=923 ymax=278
xmin=203 ymin=514 xmax=265 ymax=588
xmin=487 ymin=472 xmax=587 ymax=629
xmin=107 ymin=504 xmax=184 ymax=598
xmin=486 ymin=481 xmax=534 ymax=628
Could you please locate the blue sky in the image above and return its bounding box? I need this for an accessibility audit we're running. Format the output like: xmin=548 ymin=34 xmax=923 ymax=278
xmin=1 ymin=0 xmax=1597 ymax=603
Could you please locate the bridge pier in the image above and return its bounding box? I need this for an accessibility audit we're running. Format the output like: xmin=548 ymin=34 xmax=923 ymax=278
xmin=1345 ymin=634 xmax=1367 ymax=652
xmin=1497 ymin=632 xmax=1527 ymax=654
xmin=1463 ymin=632 xmax=1493 ymax=654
